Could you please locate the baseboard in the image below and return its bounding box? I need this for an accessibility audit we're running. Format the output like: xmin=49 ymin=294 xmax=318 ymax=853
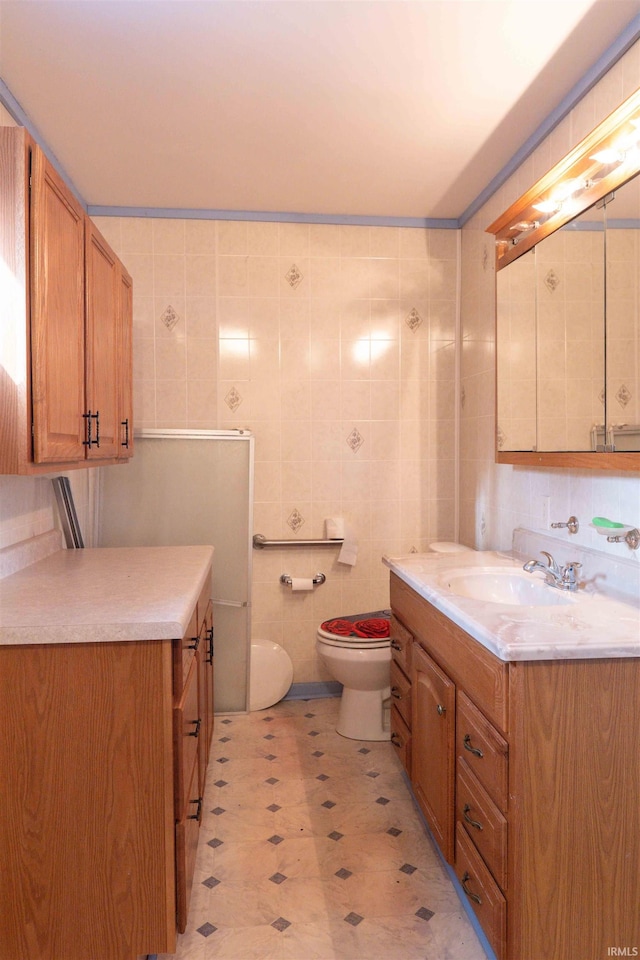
xmin=283 ymin=681 xmax=343 ymax=700
xmin=399 ymin=770 xmax=497 ymax=960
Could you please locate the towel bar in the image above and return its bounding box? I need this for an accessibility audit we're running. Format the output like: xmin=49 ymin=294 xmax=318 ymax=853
xmin=253 ymin=534 xmax=343 ymax=549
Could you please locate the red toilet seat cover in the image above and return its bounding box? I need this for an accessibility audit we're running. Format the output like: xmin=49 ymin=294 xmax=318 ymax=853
xmin=320 ymin=610 xmax=391 ymax=639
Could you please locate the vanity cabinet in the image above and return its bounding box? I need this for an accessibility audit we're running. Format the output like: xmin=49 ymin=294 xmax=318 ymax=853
xmin=390 ymin=572 xmax=639 ymax=960
xmin=0 ymin=576 xmax=214 ymax=960
xmin=0 ymin=126 xmax=133 ymax=474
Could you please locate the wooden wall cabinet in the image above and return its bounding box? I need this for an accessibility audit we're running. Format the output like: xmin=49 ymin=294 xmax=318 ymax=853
xmin=0 ymin=581 xmax=214 ymax=960
xmin=390 ymin=572 xmax=639 ymax=960
xmin=0 ymin=126 xmax=133 ymax=474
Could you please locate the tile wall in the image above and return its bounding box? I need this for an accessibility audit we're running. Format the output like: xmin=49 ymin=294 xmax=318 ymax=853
xmin=93 ymin=216 xmax=459 ymax=683
xmin=459 ymin=37 xmax=640 ymax=559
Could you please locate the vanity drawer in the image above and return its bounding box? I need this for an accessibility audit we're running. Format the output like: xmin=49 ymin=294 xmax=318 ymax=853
xmin=456 ymin=758 xmax=507 ymax=890
xmin=390 ymin=613 xmax=413 ymax=678
xmin=173 ymin=605 xmax=199 ymax=695
xmin=457 ymin=690 xmax=508 ymax=814
xmin=175 ymin=759 xmax=202 ymax=934
xmin=390 ymin=705 xmax=411 ymax=775
xmin=455 ymin=822 xmax=506 ymax=960
xmin=174 ymin=654 xmax=200 ymax=821
xmin=390 ymin=658 xmax=412 ymax=728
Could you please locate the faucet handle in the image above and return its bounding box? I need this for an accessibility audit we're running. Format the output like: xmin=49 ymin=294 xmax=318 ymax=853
xmin=561 ymin=561 xmax=582 ymax=584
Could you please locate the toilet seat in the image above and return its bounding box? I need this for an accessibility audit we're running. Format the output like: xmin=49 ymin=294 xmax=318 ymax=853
xmin=317 ymin=630 xmax=390 ymax=650
xmin=317 ymin=609 xmax=391 ymax=650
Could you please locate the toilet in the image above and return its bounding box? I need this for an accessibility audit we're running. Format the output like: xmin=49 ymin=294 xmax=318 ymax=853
xmin=316 ymin=610 xmax=392 ymax=741
xmin=249 ymin=639 xmax=294 ymax=711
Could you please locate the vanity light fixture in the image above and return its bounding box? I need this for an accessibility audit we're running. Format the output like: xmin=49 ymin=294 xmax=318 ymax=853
xmin=488 ymin=87 xmax=640 ymax=269
xmin=590 ymin=147 xmax=626 ymax=165
xmin=533 ymin=198 xmax=562 ymax=214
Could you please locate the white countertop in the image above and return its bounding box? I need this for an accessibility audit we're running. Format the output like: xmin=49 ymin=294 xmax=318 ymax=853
xmin=383 ymin=550 xmax=640 ymax=661
xmin=0 ymin=544 xmax=214 ymax=645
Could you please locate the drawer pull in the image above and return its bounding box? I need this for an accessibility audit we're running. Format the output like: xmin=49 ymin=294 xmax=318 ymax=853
xmin=437 ymin=704 xmax=446 ymax=716
xmin=461 ymin=871 xmax=483 ymax=905
xmin=463 ymin=804 xmax=483 ymax=831
xmin=391 ymin=686 xmax=404 ymax=700
xmin=390 ymin=640 xmax=402 ymax=652
xmin=187 ymin=796 xmax=202 ymax=822
xmin=390 ymin=732 xmax=403 ymax=748
xmin=187 ymin=634 xmax=200 ymax=651
xmin=463 ymin=734 xmax=483 ymax=758
xmin=188 ymin=718 xmax=201 ymax=738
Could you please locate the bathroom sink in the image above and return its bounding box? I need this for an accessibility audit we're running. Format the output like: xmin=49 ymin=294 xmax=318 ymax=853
xmin=437 ymin=566 xmax=575 ymax=607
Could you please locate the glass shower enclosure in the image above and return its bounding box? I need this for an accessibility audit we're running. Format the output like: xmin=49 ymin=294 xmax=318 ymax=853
xmin=98 ymin=429 xmax=253 ymax=713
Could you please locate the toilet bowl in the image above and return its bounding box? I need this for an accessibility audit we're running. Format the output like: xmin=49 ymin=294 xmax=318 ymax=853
xmin=316 ymin=611 xmax=391 ymax=741
xmin=249 ymin=639 xmax=294 ymax=711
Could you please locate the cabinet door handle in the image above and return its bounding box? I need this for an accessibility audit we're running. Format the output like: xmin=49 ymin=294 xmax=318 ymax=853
xmin=188 ymin=634 xmax=200 ymax=651
xmin=463 ymin=734 xmax=483 ymax=758
xmin=390 ymin=640 xmax=402 ymax=652
xmin=391 ymin=686 xmax=404 ymax=700
xmin=463 ymin=804 xmax=483 ymax=831
xmin=121 ymin=418 xmax=129 ymax=448
xmin=461 ymin=871 xmax=482 ymax=905
xmin=390 ymin=732 xmax=403 ymax=748
xmin=82 ymin=410 xmax=100 ymax=447
xmin=437 ymin=704 xmax=446 ymax=716
xmin=187 ymin=796 xmax=203 ymax=822
xmin=206 ymin=625 xmax=214 ymax=664
xmin=188 ymin=718 xmax=201 ymax=738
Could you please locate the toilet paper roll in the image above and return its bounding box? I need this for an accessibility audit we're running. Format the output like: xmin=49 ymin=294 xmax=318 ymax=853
xmin=325 ymin=517 xmax=345 ymax=540
xmin=290 ymin=577 xmax=315 ymax=592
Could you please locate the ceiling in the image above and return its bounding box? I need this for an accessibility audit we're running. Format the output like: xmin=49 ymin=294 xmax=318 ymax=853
xmin=0 ymin=0 xmax=639 ymax=221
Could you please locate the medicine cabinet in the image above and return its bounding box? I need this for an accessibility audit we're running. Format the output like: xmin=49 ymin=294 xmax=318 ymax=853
xmin=488 ymin=87 xmax=640 ymax=470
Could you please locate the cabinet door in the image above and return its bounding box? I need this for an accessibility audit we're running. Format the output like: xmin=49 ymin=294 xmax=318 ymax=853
xmin=118 ymin=265 xmax=134 ymax=458
xmin=411 ymin=642 xmax=456 ymax=863
xmin=85 ymin=221 xmax=120 ymax=460
xmin=30 ymin=146 xmax=86 ymax=463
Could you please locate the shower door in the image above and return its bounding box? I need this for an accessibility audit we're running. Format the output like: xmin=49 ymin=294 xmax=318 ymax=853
xmin=98 ymin=429 xmax=253 ymax=712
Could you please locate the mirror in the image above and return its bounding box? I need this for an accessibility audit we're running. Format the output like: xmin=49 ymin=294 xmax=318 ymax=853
xmin=488 ymin=87 xmax=640 ymax=470
xmin=605 ymin=173 xmax=640 ymax=452
xmin=496 ymin=199 xmax=605 ymax=453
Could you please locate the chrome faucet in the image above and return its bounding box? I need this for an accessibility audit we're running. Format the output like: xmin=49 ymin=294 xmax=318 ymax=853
xmin=523 ymin=551 xmax=582 ymax=591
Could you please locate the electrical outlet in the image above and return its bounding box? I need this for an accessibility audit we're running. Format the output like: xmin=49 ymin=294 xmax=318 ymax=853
xmin=541 ymin=495 xmax=551 ymax=529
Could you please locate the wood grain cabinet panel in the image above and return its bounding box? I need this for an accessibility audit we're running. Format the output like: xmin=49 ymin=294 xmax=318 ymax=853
xmin=0 ymin=639 xmax=176 ymax=960
xmin=456 ymin=690 xmax=508 ymax=813
xmin=390 ymin=658 xmax=411 ymax=727
xmin=389 ymin=612 xmax=413 ymax=677
xmin=411 ymin=641 xmax=455 ymax=863
xmin=30 ymin=146 xmax=86 ymax=464
xmin=455 ymin=822 xmax=507 ymax=960
xmin=456 ymin=758 xmax=507 ymax=890
xmin=390 ymin=705 xmax=411 ymax=775
xmin=0 ymin=126 xmax=133 ymax=474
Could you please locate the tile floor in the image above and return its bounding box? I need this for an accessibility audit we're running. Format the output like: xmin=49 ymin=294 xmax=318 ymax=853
xmin=156 ymin=697 xmax=489 ymax=960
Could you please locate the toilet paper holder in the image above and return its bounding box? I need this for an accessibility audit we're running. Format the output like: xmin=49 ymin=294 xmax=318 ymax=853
xmin=280 ymin=573 xmax=326 ymax=587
